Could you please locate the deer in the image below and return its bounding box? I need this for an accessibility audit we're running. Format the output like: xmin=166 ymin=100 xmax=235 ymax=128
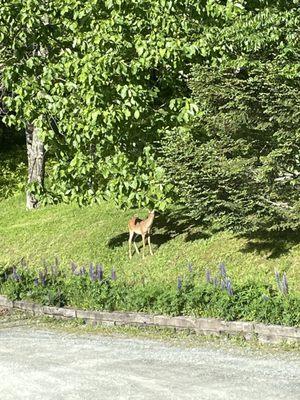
xmin=128 ymin=210 xmax=155 ymax=260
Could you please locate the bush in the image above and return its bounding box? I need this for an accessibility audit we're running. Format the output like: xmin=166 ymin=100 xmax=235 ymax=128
xmin=1 ymin=262 xmax=299 ymax=327
xmin=160 ymin=62 xmax=300 ymax=233
xmin=160 ymin=4 xmax=300 ymax=233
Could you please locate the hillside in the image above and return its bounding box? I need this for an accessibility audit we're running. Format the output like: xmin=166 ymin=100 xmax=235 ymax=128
xmin=1 ymin=195 xmax=299 ymax=293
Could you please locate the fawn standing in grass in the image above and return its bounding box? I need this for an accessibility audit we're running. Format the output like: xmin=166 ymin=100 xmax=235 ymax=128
xmin=128 ymin=210 xmax=155 ymax=259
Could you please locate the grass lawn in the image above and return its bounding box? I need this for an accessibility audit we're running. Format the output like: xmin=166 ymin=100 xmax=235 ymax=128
xmin=0 ymin=195 xmax=300 ymax=292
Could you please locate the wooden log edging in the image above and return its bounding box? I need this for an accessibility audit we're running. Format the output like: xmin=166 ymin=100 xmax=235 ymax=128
xmin=0 ymin=295 xmax=299 ymax=344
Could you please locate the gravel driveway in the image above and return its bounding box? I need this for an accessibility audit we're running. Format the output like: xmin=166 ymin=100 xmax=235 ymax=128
xmin=0 ymin=326 xmax=299 ymax=400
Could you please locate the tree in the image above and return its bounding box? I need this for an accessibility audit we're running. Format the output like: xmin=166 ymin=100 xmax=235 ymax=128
xmin=161 ymin=1 xmax=300 ymax=232
xmin=0 ymin=2 xmax=49 ymax=208
xmin=0 ymin=0 xmax=212 ymax=209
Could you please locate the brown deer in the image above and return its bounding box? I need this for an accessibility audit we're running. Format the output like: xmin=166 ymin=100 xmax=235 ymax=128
xmin=128 ymin=210 xmax=155 ymax=259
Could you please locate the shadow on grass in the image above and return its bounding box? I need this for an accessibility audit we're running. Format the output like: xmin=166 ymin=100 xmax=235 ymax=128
xmin=107 ymin=232 xmax=129 ymax=249
xmin=107 ymin=212 xmax=300 ymax=259
xmin=107 ymin=211 xmax=210 ymax=249
xmin=239 ymin=229 xmax=300 ymax=259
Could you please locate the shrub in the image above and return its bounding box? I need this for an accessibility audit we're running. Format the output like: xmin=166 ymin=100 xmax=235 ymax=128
xmin=161 ymin=63 xmax=300 ymax=233
xmin=1 ymin=261 xmax=299 ymax=326
xmin=160 ymin=4 xmax=300 ymax=233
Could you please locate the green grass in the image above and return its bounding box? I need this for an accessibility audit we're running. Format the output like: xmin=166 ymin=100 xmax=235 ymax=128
xmin=1 ymin=195 xmax=300 ymax=292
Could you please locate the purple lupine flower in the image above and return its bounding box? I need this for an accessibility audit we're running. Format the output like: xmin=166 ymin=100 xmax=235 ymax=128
xmin=225 ymin=278 xmax=233 ymax=296
xmin=39 ymin=271 xmax=46 ymax=286
xmin=205 ymin=269 xmax=212 ymax=284
xmin=89 ymin=264 xmax=97 ymax=281
xmin=12 ymin=267 xmax=20 ymax=282
xmin=96 ymin=264 xmax=103 ymax=281
xmin=177 ymin=276 xmax=182 ymax=290
xmin=275 ymin=271 xmax=282 ymax=291
xmin=111 ymin=268 xmax=117 ymax=281
xmin=34 ymin=278 xmax=39 ymax=287
xmin=80 ymin=267 xmax=86 ymax=276
xmin=282 ymin=272 xmax=289 ymax=295
xmin=213 ymin=277 xmax=219 ymax=288
xmin=71 ymin=262 xmax=77 ymax=275
xmin=219 ymin=263 xmax=226 ymax=278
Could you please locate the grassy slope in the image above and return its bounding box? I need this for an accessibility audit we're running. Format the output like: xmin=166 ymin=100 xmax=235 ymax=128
xmin=0 ymin=195 xmax=299 ymax=292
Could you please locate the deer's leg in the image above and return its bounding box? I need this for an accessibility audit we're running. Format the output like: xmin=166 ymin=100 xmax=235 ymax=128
xmin=148 ymin=235 xmax=153 ymax=256
xmin=133 ymin=235 xmax=140 ymax=254
xmin=142 ymin=234 xmax=146 ymax=259
xmin=128 ymin=231 xmax=134 ymax=259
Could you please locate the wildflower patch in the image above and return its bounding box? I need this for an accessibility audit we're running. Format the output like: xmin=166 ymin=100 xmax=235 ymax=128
xmin=0 ymin=260 xmax=299 ymax=327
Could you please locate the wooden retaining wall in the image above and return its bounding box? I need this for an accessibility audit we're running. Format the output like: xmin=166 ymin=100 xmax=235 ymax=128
xmin=0 ymin=295 xmax=299 ymax=344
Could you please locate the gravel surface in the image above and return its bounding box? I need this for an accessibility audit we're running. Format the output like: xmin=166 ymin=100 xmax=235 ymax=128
xmin=0 ymin=326 xmax=299 ymax=400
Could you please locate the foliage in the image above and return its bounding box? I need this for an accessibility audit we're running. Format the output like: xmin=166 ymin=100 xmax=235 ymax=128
xmin=161 ymin=3 xmax=300 ymax=232
xmin=0 ymin=122 xmax=26 ymax=199
xmin=1 ymin=0 xmax=272 ymax=209
xmin=0 ymin=0 xmax=215 ymax=209
xmin=0 ymin=147 xmax=27 ymax=199
xmin=1 ymin=262 xmax=299 ymax=326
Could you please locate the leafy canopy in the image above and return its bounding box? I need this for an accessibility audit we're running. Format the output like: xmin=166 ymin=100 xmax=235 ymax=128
xmin=0 ymin=0 xmax=206 ymax=208
xmin=0 ymin=0 xmax=258 ymax=208
xmin=161 ymin=2 xmax=300 ymax=232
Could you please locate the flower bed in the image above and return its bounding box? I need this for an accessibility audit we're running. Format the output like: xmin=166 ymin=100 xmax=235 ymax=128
xmin=0 ymin=261 xmax=299 ymax=327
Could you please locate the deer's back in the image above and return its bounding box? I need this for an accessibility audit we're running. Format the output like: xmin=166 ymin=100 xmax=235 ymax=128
xmin=128 ymin=217 xmax=148 ymax=235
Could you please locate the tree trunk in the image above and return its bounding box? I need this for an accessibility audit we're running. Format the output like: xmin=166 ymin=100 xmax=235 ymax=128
xmin=26 ymin=124 xmax=45 ymax=209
